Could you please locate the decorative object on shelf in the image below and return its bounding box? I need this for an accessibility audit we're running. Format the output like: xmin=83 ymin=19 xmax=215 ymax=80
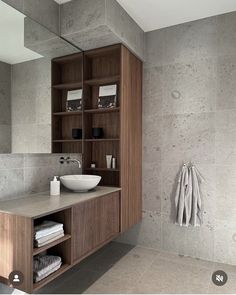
xmin=106 ymin=155 xmax=112 ymax=169
xmin=72 ymin=128 xmax=82 ymax=139
xmin=98 ymin=84 xmax=117 ymax=109
xmin=91 ymin=162 xmax=96 ymax=168
xmin=112 ymin=157 xmax=116 ymax=169
xmin=92 ymin=127 xmax=103 ymax=139
xmin=66 ymin=89 xmax=82 ymax=112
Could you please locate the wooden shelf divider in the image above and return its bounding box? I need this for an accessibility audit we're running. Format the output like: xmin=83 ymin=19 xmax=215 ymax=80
xmin=84 ymin=138 xmax=120 ymax=142
xmin=52 ymin=82 xmax=82 ymax=90
xmin=85 ymin=168 xmax=120 ymax=172
xmin=53 ymin=111 xmax=82 ymax=116
xmin=84 ymin=107 xmax=120 ymax=114
xmin=53 ymin=139 xmax=82 ymax=143
xmin=33 ymin=234 xmax=71 ymax=256
xmin=84 ymin=75 xmax=120 ymax=86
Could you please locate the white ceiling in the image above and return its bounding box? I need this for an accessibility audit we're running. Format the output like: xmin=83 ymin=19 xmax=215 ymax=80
xmin=0 ymin=1 xmax=42 ymax=64
xmin=116 ymin=0 xmax=236 ymax=32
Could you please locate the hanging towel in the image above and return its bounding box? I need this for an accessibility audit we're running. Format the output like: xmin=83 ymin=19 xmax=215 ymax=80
xmin=175 ymin=164 xmax=189 ymax=226
xmin=184 ymin=166 xmax=193 ymax=226
xmin=190 ymin=166 xmax=203 ymax=227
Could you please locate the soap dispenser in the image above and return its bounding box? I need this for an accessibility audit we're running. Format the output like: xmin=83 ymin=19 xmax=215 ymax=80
xmin=50 ymin=176 xmax=60 ymax=196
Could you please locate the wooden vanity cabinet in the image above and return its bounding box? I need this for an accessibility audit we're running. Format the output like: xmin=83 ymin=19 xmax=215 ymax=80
xmin=0 ymin=190 xmax=120 ymax=294
xmin=72 ymin=192 xmax=120 ymax=262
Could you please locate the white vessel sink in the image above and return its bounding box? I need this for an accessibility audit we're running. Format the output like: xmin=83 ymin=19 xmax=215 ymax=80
xmin=60 ymin=175 xmax=101 ymax=192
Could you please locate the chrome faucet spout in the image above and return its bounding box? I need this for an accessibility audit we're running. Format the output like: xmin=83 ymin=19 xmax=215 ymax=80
xmin=60 ymin=157 xmax=82 ymax=168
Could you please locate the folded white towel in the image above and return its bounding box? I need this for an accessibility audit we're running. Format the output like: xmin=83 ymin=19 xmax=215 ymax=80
xmin=34 ymin=221 xmax=63 ymax=239
xmin=34 ymin=262 xmax=62 ymax=283
xmin=33 ymin=255 xmax=62 ymax=278
xmin=35 ymin=233 xmax=65 ymax=248
xmin=35 ymin=229 xmax=64 ymax=244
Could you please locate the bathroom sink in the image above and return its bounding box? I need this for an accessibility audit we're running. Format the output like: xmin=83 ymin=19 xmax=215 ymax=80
xmin=60 ymin=175 xmax=101 ymax=192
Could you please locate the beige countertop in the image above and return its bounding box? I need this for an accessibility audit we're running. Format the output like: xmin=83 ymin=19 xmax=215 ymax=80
xmin=0 ymin=186 xmax=121 ymax=219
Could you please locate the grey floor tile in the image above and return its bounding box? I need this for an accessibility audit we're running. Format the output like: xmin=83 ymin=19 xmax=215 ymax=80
xmin=131 ymin=257 xmax=212 ymax=294
xmin=102 ymin=246 xmax=159 ymax=284
xmin=35 ymin=242 xmax=236 ymax=294
xmin=157 ymin=250 xmax=215 ymax=270
xmin=84 ymin=274 xmax=134 ymax=294
xmin=77 ymin=242 xmax=134 ymax=272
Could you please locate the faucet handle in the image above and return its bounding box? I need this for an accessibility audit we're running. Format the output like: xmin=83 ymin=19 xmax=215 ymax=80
xmin=60 ymin=157 xmax=67 ymax=164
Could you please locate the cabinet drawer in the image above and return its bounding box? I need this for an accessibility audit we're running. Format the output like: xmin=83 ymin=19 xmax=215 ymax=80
xmin=72 ymin=192 xmax=120 ymax=262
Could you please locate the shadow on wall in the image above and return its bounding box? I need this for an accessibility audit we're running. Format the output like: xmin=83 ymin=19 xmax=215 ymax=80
xmin=170 ymin=166 xmax=181 ymax=223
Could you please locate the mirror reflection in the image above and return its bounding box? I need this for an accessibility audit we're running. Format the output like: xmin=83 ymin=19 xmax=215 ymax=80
xmin=0 ymin=0 xmax=81 ymax=153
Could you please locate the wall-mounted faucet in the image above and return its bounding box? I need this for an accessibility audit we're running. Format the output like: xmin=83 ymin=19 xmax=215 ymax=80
xmin=60 ymin=157 xmax=82 ymax=168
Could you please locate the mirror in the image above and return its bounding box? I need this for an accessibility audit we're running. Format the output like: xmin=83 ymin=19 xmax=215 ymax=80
xmin=0 ymin=0 xmax=82 ymax=153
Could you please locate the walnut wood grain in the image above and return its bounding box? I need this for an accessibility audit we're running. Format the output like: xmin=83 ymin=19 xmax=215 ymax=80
xmin=0 ymin=212 xmax=33 ymax=293
xmin=72 ymin=192 xmax=120 ymax=262
xmin=120 ymin=45 xmax=143 ymax=231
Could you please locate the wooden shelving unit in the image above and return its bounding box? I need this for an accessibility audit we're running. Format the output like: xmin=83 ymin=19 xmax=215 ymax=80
xmin=51 ymin=52 xmax=83 ymax=153
xmin=52 ymin=44 xmax=142 ymax=230
xmin=32 ymin=208 xmax=72 ymax=291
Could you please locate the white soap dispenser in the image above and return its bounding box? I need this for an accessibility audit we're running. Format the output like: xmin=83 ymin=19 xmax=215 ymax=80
xmin=50 ymin=176 xmax=60 ymax=196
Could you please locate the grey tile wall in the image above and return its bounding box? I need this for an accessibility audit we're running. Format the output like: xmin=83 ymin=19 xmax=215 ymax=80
xmin=0 ymin=154 xmax=82 ymax=201
xmin=118 ymin=12 xmax=236 ymax=266
xmin=0 ymin=62 xmax=11 ymax=153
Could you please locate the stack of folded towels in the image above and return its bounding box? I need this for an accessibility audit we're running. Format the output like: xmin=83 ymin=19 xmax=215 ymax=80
xmin=34 ymin=221 xmax=64 ymax=248
xmin=33 ymin=255 xmax=62 ymax=283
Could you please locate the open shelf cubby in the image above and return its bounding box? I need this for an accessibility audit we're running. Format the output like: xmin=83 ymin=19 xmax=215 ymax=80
xmin=51 ymin=45 xmax=121 ymax=186
xmin=33 ymin=208 xmax=72 ymax=291
xmin=51 ymin=52 xmax=83 ymax=153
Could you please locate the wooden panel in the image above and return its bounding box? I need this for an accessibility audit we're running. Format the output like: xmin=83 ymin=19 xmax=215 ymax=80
xmin=120 ymin=45 xmax=142 ymax=231
xmin=0 ymin=212 xmax=33 ymax=293
xmin=84 ymin=45 xmax=121 ymax=80
xmin=61 ymin=61 xmax=82 ymax=84
xmin=72 ymin=192 xmax=120 ymax=262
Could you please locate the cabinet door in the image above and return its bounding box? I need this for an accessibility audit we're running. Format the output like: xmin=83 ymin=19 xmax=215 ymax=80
xmin=72 ymin=192 xmax=120 ymax=262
